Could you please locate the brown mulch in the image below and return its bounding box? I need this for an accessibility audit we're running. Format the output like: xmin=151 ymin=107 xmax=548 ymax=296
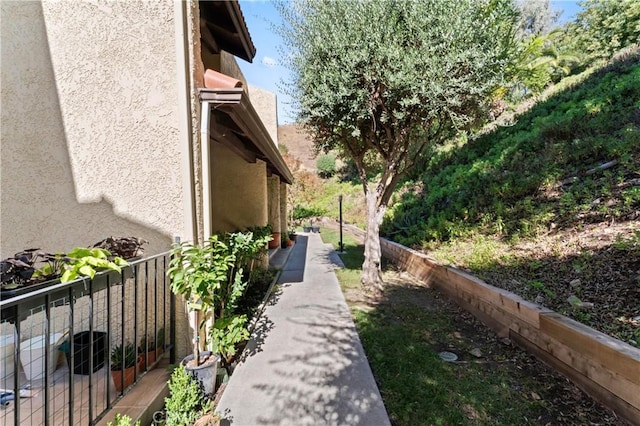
xmin=455 ymin=222 xmax=640 ymax=347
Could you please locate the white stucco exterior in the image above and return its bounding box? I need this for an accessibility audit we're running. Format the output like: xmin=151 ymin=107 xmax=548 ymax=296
xmin=1 ymin=0 xmax=289 ymax=366
xmin=249 ymin=85 xmax=279 ymax=146
xmin=1 ymin=1 xmax=185 ymax=257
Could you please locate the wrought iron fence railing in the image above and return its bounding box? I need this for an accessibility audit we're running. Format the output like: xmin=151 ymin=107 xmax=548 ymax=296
xmin=0 ymin=251 xmax=174 ymax=426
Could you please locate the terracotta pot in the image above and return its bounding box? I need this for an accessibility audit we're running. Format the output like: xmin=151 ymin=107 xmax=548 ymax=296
xmin=139 ymin=350 xmax=157 ymax=371
xmin=204 ymin=69 xmax=243 ymax=89
xmin=287 ymin=239 xmax=294 ymax=247
xmin=136 ymin=354 xmax=145 ymax=373
xmin=111 ymin=365 xmax=136 ymax=392
xmin=268 ymin=233 xmax=281 ymax=249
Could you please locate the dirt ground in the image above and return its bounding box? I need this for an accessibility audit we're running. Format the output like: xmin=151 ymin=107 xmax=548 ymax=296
xmin=445 ymin=222 xmax=640 ymax=347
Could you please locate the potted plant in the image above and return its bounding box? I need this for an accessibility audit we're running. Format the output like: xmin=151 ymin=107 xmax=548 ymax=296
xmin=280 ymin=234 xmax=290 ymax=249
xmin=168 ymin=235 xmax=231 ymax=396
xmin=168 ymin=229 xmax=272 ymax=394
xmin=110 ymin=341 xmax=138 ymax=392
xmin=156 ymin=327 xmax=165 ymax=358
xmin=138 ymin=334 xmax=157 ymax=371
xmin=288 ymin=232 xmax=297 ymax=243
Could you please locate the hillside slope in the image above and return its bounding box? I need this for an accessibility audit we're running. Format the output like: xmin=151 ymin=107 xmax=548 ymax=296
xmin=382 ymin=47 xmax=640 ymax=346
xmin=278 ymin=124 xmax=317 ymax=172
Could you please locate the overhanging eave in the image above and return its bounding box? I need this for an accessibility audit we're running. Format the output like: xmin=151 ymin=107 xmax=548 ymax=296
xmin=199 ymin=88 xmax=293 ymax=185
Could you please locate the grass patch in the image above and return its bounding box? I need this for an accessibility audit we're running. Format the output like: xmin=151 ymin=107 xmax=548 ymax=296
xmin=354 ymin=306 xmax=545 ymax=425
xmin=319 ymin=232 xmax=544 ymax=424
xmin=319 ymin=227 xmax=363 ymax=291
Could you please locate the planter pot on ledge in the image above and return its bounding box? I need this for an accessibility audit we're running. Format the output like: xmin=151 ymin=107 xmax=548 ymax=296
xmin=182 ymin=351 xmax=220 ymax=398
xmin=268 ymin=233 xmax=281 ymax=249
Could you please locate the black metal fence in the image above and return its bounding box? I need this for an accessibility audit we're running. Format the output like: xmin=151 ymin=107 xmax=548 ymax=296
xmin=0 ymin=251 xmax=174 ymax=425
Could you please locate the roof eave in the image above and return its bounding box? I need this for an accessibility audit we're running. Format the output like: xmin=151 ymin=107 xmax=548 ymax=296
xmin=200 ymin=88 xmax=293 ymax=185
xmin=225 ymin=1 xmax=256 ymax=63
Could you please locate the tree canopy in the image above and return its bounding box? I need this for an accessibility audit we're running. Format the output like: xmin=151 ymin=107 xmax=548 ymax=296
xmin=279 ymin=0 xmax=518 ymax=291
xmin=568 ymin=0 xmax=640 ymax=61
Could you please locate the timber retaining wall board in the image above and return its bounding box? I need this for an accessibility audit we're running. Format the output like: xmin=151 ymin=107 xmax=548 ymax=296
xmin=378 ymin=237 xmax=640 ymax=424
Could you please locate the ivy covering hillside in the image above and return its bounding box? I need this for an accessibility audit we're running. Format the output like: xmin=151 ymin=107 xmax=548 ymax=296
xmin=382 ymin=47 xmax=640 ymax=247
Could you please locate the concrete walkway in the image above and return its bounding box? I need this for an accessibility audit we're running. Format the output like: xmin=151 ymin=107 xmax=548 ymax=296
xmin=217 ymin=233 xmax=390 ymax=426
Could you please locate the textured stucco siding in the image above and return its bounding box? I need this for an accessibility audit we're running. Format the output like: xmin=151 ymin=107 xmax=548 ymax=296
xmin=220 ymin=51 xmax=248 ymax=88
xmin=280 ymin=182 xmax=288 ymax=236
xmin=248 ymin=85 xmax=279 ymax=146
xmin=267 ymin=176 xmax=281 ymax=233
xmin=1 ymin=1 xmax=185 ymax=257
xmin=210 ymin=142 xmax=268 ymax=233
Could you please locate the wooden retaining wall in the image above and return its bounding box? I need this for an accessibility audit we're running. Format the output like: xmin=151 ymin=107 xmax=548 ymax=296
xmin=368 ymin=233 xmax=640 ymax=424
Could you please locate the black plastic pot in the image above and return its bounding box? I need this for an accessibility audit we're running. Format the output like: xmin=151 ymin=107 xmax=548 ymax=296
xmin=62 ymin=331 xmax=107 ymax=374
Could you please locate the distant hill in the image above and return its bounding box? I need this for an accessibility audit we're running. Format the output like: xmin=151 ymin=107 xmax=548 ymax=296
xmin=278 ymin=124 xmax=317 ymax=172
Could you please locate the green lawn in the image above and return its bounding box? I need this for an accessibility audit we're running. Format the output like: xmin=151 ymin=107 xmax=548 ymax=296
xmin=320 ymin=227 xmax=613 ymax=425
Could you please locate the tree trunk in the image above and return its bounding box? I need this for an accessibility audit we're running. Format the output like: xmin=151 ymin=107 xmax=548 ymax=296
xmin=361 ymin=187 xmax=386 ymax=293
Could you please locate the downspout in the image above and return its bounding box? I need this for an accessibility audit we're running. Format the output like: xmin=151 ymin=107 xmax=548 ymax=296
xmin=175 ymin=0 xmax=196 ymax=243
xmin=174 ymin=0 xmax=199 ymax=358
xmin=200 ymin=101 xmax=212 ymax=239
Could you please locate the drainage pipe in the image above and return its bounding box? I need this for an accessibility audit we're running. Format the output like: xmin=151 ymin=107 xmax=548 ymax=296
xmin=174 ymin=0 xmax=197 ymax=243
xmin=200 ymin=101 xmax=212 ymax=239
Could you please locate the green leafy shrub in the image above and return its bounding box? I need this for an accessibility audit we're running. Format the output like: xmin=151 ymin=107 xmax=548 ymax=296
xmin=165 ymin=365 xmax=203 ymax=426
xmin=168 ymin=228 xmax=272 ymax=365
xmin=59 ymin=247 xmax=127 ymax=282
xmin=110 ymin=342 xmax=137 ymax=371
xmin=107 ymin=413 xmax=140 ymax=426
xmin=316 ymin=153 xmax=336 ymax=178
xmin=383 ymin=47 xmax=640 ymax=247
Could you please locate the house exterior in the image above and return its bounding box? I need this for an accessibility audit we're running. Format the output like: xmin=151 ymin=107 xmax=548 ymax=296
xmin=1 ymin=0 xmax=292 ymax=361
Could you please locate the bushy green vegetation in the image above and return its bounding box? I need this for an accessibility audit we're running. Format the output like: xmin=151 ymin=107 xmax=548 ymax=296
xmin=383 ymin=47 xmax=640 ymax=248
xmin=165 ymin=366 xmax=206 ymax=426
xmin=319 ymin=227 xmax=364 ymax=290
xmin=291 ymin=173 xmax=366 ymax=229
xmin=316 ymin=153 xmax=336 ymax=178
xmin=566 ymin=0 xmax=640 ymax=61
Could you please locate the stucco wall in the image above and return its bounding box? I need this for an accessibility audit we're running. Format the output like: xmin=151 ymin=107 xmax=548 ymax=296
xmin=280 ymin=182 xmax=288 ymax=236
xmin=267 ymin=176 xmax=281 ymax=234
xmin=210 ymin=142 xmax=268 ymax=233
xmin=220 ymin=51 xmax=248 ymax=88
xmin=248 ymin=85 xmax=279 ymax=146
xmin=0 ymin=1 xmax=184 ymax=258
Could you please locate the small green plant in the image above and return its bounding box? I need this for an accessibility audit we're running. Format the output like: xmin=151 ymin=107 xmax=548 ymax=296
xmin=165 ymin=365 xmax=204 ymax=426
xmin=526 ymin=280 xmax=556 ymax=299
xmin=106 ymin=413 xmax=140 ymax=426
xmin=60 ymin=247 xmax=128 ymax=282
xmin=156 ymin=327 xmax=165 ymax=352
xmin=138 ymin=334 xmax=155 ymax=353
xmin=110 ymin=342 xmax=137 ymax=371
xmin=32 ymin=252 xmax=67 ymax=281
xmin=210 ymin=314 xmax=250 ymax=364
xmin=316 ymin=153 xmax=336 ymax=178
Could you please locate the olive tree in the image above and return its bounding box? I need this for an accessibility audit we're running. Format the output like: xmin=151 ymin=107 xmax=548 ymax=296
xmin=279 ymin=0 xmax=517 ymax=292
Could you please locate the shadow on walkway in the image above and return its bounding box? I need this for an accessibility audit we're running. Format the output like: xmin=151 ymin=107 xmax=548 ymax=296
xmin=217 ymin=233 xmax=390 ymax=425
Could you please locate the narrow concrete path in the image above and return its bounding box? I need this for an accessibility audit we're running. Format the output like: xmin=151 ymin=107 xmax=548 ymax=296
xmin=217 ymin=233 xmax=390 ymax=426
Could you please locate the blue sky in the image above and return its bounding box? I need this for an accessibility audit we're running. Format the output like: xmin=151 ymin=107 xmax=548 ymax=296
xmin=238 ymin=0 xmax=583 ymax=125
